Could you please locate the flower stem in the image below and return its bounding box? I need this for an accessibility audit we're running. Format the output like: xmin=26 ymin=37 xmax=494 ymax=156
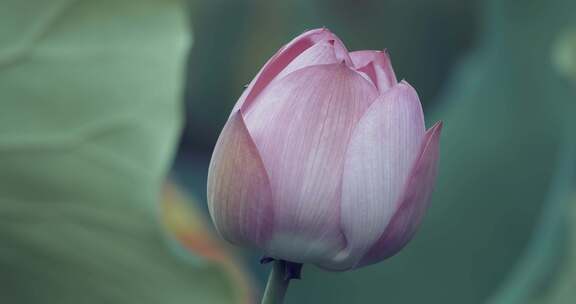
xmin=260 ymin=260 xmax=302 ymax=304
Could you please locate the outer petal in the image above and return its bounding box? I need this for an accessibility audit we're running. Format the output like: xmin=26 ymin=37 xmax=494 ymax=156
xmin=275 ymin=40 xmax=339 ymax=80
xmin=335 ymin=82 xmax=425 ymax=269
xmin=234 ymin=28 xmax=351 ymax=114
xmin=351 ymin=50 xmax=397 ymax=92
xmin=358 ymin=121 xmax=443 ymax=267
xmin=244 ymin=63 xmax=378 ymax=263
xmin=207 ymin=111 xmax=274 ymax=249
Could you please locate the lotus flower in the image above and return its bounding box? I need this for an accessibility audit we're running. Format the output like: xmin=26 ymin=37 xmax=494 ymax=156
xmin=207 ymin=28 xmax=442 ymax=271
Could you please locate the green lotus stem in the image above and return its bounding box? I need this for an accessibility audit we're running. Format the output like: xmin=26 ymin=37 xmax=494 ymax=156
xmin=261 ymin=260 xmax=299 ymax=304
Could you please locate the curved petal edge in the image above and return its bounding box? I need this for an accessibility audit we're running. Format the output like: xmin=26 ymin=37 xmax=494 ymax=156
xmin=351 ymin=50 xmax=397 ymax=92
xmin=233 ymin=28 xmax=351 ymax=114
xmin=207 ymin=111 xmax=275 ymax=249
xmin=358 ymin=121 xmax=443 ymax=267
xmin=336 ymin=82 xmax=426 ymax=269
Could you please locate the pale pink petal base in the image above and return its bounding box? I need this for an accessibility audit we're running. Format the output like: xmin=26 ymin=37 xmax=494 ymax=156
xmin=207 ymin=112 xmax=274 ymax=249
xmin=244 ymin=63 xmax=378 ymax=264
xmin=334 ymin=82 xmax=425 ymax=269
xmin=358 ymin=121 xmax=443 ymax=267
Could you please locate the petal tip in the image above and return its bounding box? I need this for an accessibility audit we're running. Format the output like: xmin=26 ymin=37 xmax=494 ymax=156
xmin=302 ymin=27 xmax=328 ymax=35
xmin=388 ymin=80 xmax=418 ymax=97
xmin=428 ymin=121 xmax=444 ymax=135
xmin=399 ymin=79 xmax=411 ymax=87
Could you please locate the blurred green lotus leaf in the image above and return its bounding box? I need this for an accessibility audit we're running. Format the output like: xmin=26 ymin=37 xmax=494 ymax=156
xmin=160 ymin=182 xmax=255 ymax=303
xmin=0 ymin=0 xmax=245 ymax=303
xmin=526 ymin=194 xmax=576 ymax=304
xmin=553 ymin=28 xmax=576 ymax=81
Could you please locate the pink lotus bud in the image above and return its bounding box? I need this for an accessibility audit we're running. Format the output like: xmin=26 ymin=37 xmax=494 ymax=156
xmin=207 ymin=28 xmax=442 ymax=271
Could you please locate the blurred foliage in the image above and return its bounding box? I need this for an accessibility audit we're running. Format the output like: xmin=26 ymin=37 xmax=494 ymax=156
xmin=0 ymin=0 xmax=248 ymax=303
xmin=486 ymin=139 xmax=574 ymax=304
xmin=527 ymin=194 xmax=576 ymax=304
xmin=161 ymin=182 xmax=255 ymax=303
xmin=521 ymin=24 xmax=576 ymax=304
xmin=553 ymin=28 xmax=576 ymax=81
